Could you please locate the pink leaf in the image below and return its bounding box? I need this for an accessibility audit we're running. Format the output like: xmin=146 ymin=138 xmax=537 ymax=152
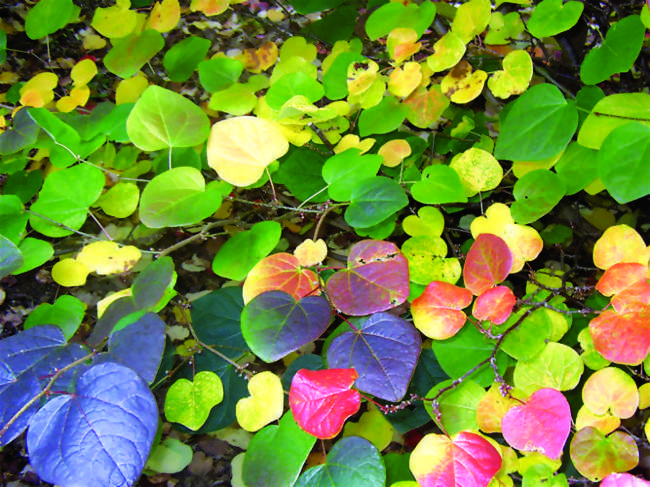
xmin=601 ymin=473 xmax=650 ymax=487
xmin=289 ymin=368 xmax=361 ymax=439
xmin=410 ymin=431 xmax=502 ymax=487
xmin=472 ymin=285 xmax=516 ymax=324
xmin=501 ymin=388 xmax=571 ymax=459
xmin=463 ymin=234 xmax=513 ymax=295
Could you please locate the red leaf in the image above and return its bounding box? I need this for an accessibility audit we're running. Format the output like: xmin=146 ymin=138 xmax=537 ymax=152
xmin=501 ymin=388 xmax=571 ymax=459
xmin=596 ymin=262 xmax=648 ymax=297
xmin=589 ymin=304 xmax=650 ymax=365
xmin=289 ymin=368 xmax=361 ymax=439
xmin=463 ymin=234 xmax=513 ymax=295
xmin=410 ymin=431 xmax=502 ymax=487
xmin=411 ymin=281 xmax=474 ymax=339
xmin=472 ymin=285 xmax=516 ymax=324
xmin=611 ymin=280 xmax=650 ymax=313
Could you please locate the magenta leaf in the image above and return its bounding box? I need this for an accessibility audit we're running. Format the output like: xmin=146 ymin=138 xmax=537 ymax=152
xmin=326 ymin=240 xmax=409 ymax=316
xmin=502 ymin=388 xmax=571 ymax=459
xmin=327 ymin=312 xmax=421 ymax=401
xmin=463 ymin=234 xmax=513 ymax=295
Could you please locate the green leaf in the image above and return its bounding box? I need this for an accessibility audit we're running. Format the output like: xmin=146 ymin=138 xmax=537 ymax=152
xmin=554 ymin=142 xmax=599 ymax=195
xmin=275 ymin=147 xmax=329 ymax=203
xmin=527 ymin=0 xmax=584 ymax=38
xmin=322 ymin=51 xmax=364 ymax=100
xmin=451 ymin=0 xmax=491 ymax=44
xmin=163 ymin=36 xmax=211 ymax=83
xmin=27 ymin=107 xmax=81 ymax=168
xmin=15 ymin=238 xmax=53 ymax=275
xmin=500 ymin=309 xmax=551 ymax=361
xmin=208 ymin=83 xmax=258 ymax=115
xmin=597 ymin=123 xmax=650 ymax=204
xmin=0 ymin=194 xmax=27 ymax=244
xmin=580 ymin=15 xmax=645 ymax=86
xmin=164 ymin=371 xmax=224 ymax=431
xmin=104 ymin=29 xmax=165 ymax=79
xmin=494 ymin=84 xmax=578 ymax=161
xmin=411 ymin=165 xmax=468 ymax=204
xmin=365 ymin=1 xmax=436 ymax=40
xmin=25 ymin=0 xmax=76 ymax=40
xmin=24 ymin=295 xmax=84 ymax=341
xmin=242 ymin=411 xmax=317 ymax=487
xmin=358 ymin=96 xmax=407 ymax=137
xmin=126 ymin=85 xmax=210 ymax=151
xmin=2 ymin=169 xmax=43 ymax=204
xmin=95 ymin=182 xmax=140 ymax=218
xmin=0 ymin=30 xmax=7 ymax=65
xmin=295 ymin=436 xmax=385 ymax=487
xmin=322 ymin=149 xmax=382 ymax=201
xmin=425 ymin=379 xmax=484 ymax=435
xmin=578 ymin=93 xmax=650 ymax=150
xmin=0 ymin=108 xmax=40 ymax=155
xmin=145 ymin=438 xmax=193 ymax=474
xmin=212 ymin=221 xmax=282 ymax=281
xmin=266 ymin=72 xmax=324 ymax=110
xmin=511 ymin=169 xmax=566 ymax=224
xmin=29 ymin=164 xmax=105 ymax=238
xmin=345 ymin=176 xmax=409 ymax=228
xmin=199 ymin=57 xmax=244 ymax=93
xmin=0 ymin=234 xmax=23 ymax=279
xmin=139 ymin=167 xmax=224 ymax=228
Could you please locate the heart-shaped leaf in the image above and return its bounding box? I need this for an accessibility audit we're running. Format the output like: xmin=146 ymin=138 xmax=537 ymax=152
xmin=295 ymin=436 xmax=385 ymax=486
xmin=513 ymin=342 xmax=583 ymax=394
xmin=327 ymin=312 xmax=421 ymax=402
xmin=488 ymin=50 xmax=532 ymax=99
xmin=463 ymin=233 xmax=513 ymax=295
xmin=411 ymin=164 xmax=468 ymax=204
xmin=527 ymin=0 xmax=584 ymax=38
xmin=27 ymin=363 xmax=158 ymax=487
xmin=409 ymin=431 xmax=502 ymax=487
xmin=589 ymin=304 xmax=650 ymax=365
xmin=472 ymin=285 xmax=516 ymax=324
xmin=243 ymin=252 xmax=320 ymax=304
xmin=449 ymin=147 xmax=503 ymax=197
xmin=164 ymin=371 xmax=224 ymax=430
xmin=326 ymin=240 xmax=409 ymax=316
xmin=582 ymin=367 xmax=639 ymax=419
xmin=411 ymin=281 xmax=473 ymax=339
xmin=596 ymin=263 xmax=648 ymax=297
xmin=601 ymin=473 xmax=650 ymax=487
xmin=345 ymin=176 xmax=409 ymax=229
xmin=236 ymin=371 xmax=284 ymax=432
xmin=502 ymin=388 xmax=572 ymax=459
xmin=289 ymin=368 xmax=361 ymax=439
xmin=570 ymin=427 xmax=639 ymax=481
xmin=23 ymin=295 xmax=84 ymax=341
xmin=207 ymin=116 xmax=289 ymax=187
xmin=241 ymin=291 xmax=331 ymax=363
xmin=592 ymin=224 xmax=650 ymax=270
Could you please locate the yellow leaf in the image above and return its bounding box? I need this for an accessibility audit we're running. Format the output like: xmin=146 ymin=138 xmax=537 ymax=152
xmin=91 ymin=0 xmax=138 ymax=39
xmin=266 ymin=8 xmax=285 ymax=22
xmin=115 ymin=72 xmax=149 ymax=105
xmin=52 ymin=258 xmax=91 ymax=287
xmin=387 ymin=28 xmax=421 ymax=64
xmin=488 ymin=50 xmax=532 ymax=99
xmin=71 ymin=59 xmax=97 ymax=86
xmin=388 ymin=62 xmax=422 ymax=98
xmin=20 ymin=72 xmax=58 ymax=108
xmin=451 ymin=0 xmax=491 ymax=44
xmin=333 ymin=134 xmax=375 ymax=155
xmin=427 ymin=32 xmax=466 ymax=73
xmin=517 ymin=452 xmax=561 ymax=475
xmin=575 ymin=406 xmax=620 ymax=435
xmin=76 ymin=241 xmax=141 ymax=275
xmin=236 ymin=371 xmax=284 ymax=432
xmin=82 ymin=31 xmax=107 ymax=50
xmin=56 ymin=85 xmax=90 ymax=113
xmin=207 ymin=116 xmax=289 ymax=186
xmin=190 ymin=0 xmax=229 ymax=16
xmin=343 ymin=404 xmax=394 ymax=451
xmin=294 ymin=238 xmax=328 ymax=266
xmin=639 ymin=383 xmax=650 ymax=409
xmin=592 ymin=224 xmax=650 ymax=270
xmin=147 ymin=0 xmax=180 ymax=33
xmin=347 ymin=60 xmax=379 ymax=97
xmin=378 ymin=139 xmax=411 ymax=167
xmin=97 ymin=288 xmax=133 ymax=318
xmin=238 ymin=42 xmax=278 ymax=73
xmin=441 ymin=61 xmax=487 ymax=104
xmin=449 ymin=147 xmax=503 ymax=196
xmin=511 ymin=151 xmax=562 ymax=178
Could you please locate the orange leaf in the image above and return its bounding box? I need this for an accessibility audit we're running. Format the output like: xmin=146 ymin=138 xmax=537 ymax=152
xmin=411 ymin=281 xmax=473 ymax=339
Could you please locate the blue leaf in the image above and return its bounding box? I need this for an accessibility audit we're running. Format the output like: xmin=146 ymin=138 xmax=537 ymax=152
xmin=94 ymin=312 xmax=166 ymax=384
xmin=0 ymin=360 xmax=39 ymax=446
xmin=327 ymin=313 xmax=421 ymax=402
xmin=27 ymin=362 xmax=158 ymax=487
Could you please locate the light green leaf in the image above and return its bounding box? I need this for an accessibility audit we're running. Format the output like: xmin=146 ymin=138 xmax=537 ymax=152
xmin=146 ymin=438 xmax=193 ymax=474
xmin=95 ymin=182 xmax=140 ymax=218
xmin=527 ymin=0 xmax=583 ymax=38
xmin=425 ymin=379 xmax=485 ymax=435
xmin=411 ymin=165 xmax=468 ymax=205
xmin=25 ymin=0 xmax=76 ymax=40
xmin=514 ymin=342 xmax=584 ymax=395
xmin=164 ymin=371 xmax=224 ymax=431
xmin=511 ymin=169 xmax=566 ymax=224
xmin=24 ymin=295 xmax=84 ymax=340
xmin=365 ymin=1 xmax=436 ymax=40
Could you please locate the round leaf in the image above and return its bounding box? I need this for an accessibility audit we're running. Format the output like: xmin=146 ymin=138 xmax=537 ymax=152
xmin=345 ymin=176 xmax=408 ymax=229
xmin=582 ymin=367 xmax=639 ymax=419
xmin=570 ymin=427 xmax=639 ymax=481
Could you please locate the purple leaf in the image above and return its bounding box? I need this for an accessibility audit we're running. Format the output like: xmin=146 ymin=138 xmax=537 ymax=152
xmin=27 ymin=362 xmax=158 ymax=487
xmin=326 ymin=240 xmax=409 ymax=316
xmin=327 ymin=313 xmax=421 ymax=401
xmin=241 ymin=291 xmax=332 ymax=363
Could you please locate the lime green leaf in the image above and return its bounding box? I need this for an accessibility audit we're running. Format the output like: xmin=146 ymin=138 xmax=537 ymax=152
xmin=104 ymin=30 xmax=165 ymax=79
xmin=425 ymin=379 xmax=485 ymax=435
xmin=236 ymin=371 xmax=284 ymax=432
xmin=15 ymin=238 xmax=54 ymax=274
xmin=527 ymin=0 xmax=583 ymax=38
xmin=0 ymin=30 xmax=6 ymax=65
xmin=597 ymin=123 xmax=650 ymax=204
xmin=25 ymin=0 xmax=76 ymax=40
xmin=266 ymin=72 xmax=324 ymax=110
xmin=164 ymin=371 xmax=224 ymax=430
xmin=449 ymin=147 xmax=503 ymax=197
xmin=580 ymin=15 xmax=645 ymax=86
xmin=95 ymin=182 xmax=140 ymax=218
xmin=365 ymin=1 xmax=436 ymax=40
xmin=495 ymin=84 xmax=578 ymax=161
xmin=139 ymin=167 xmax=224 ymax=228
xmin=92 ymin=0 xmax=137 ymax=39
xmin=485 ymin=11 xmax=524 ymax=44
xmin=451 ymin=0 xmax=491 ymax=43
xmin=212 ymin=221 xmax=282 ymax=281
xmin=29 ymin=164 xmax=105 ymax=238
xmin=403 ymin=206 xmax=444 ymax=238
xmin=427 ymin=32 xmax=466 ymax=73
xmin=146 ymin=438 xmax=193 ymax=474
xmin=208 ymin=83 xmax=259 ymax=115
xmin=411 ymin=165 xmax=468 ymax=204
xmin=402 ymin=236 xmax=461 ymax=285
xmin=554 ymin=142 xmax=599 ymax=195
xmin=358 ymin=96 xmax=407 ymax=137
xmin=511 ymin=169 xmax=566 ymax=224
xmin=488 ymin=50 xmax=532 ymax=99
xmin=514 ymin=342 xmax=584 ymax=395
xmin=163 ymin=36 xmax=211 ymax=83
xmin=24 ymin=295 xmax=84 ymax=340
xmin=127 ymin=85 xmax=210 ymax=151
xmin=345 ymin=176 xmax=408 ymax=229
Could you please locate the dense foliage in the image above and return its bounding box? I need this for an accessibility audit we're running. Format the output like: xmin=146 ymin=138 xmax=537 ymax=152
xmin=1 ymin=0 xmax=650 ymax=486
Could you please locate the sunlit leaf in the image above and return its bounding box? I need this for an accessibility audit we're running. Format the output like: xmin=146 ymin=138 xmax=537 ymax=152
xmin=365 ymin=1 xmax=436 ymax=40
xmin=51 ymin=258 xmax=90 ymax=287
xmin=502 ymin=388 xmax=571 ymax=459
xmin=76 ymin=241 xmax=141 ymax=275
xmin=582 ymin=367 xmax=639 ymax=419
xmin=411 ymin=164 xmax=467 ymax=205
xmin=403 ymin=206 xmax=444 ymax=238
xmin=449 ymin=148 xmax=503 ymax=197
xmin=425 ymin=380 xmax=485 ymax=435
xmin=402 ymin=236 xmax=462 ymax=285
xmin=19 ymin=72 xmax=58 ymax=108
xmin=191 ymin=0 xmax=229 ymax=15
xmin=164 ymin=371 xmax=224 ymax=430
xmin=472 ymin=285 xmax=516 ymax=324
xmin=239 ymin=41 xmax=278 ymax=73
xmin=427 ymin=32 xmax=466 ymax=73
xmin=592 ymin=224 xmax=650 ymax=270
xmin=570 ymin=427 xmax=638 ymax=481
xmin=25 ymin=0 xmax=75 ymax=40
xmin=147 ymin=0 xmax=180 ymax=32
xmin=207 ymin=116 xmax=289 ymax=186
xmin=575 ymin=406 xmax=620 ymax=435
xmin=595 ymin=262 xmax=648 ymax=297
xmin=476 ymin=382 xmax=523 ymax=434
xmin=409 ymin=431 xmax=502 ymax=487
xmin=513 ymin=342 xmax=584 ymax=395
xmin=387 ymin=28 xmax=421 ymax=64
xmin=527 ymin=0 xmax=584 ymax=38
xmin=91 ymin=0 xmax=137 ymax=38
xmin=236 ymin=371 xmax=284 ymax=432
xmin=294 ymin=238 xmax=327 ymax=267
xmin=488 ymin=50 xmax=532 ymax=99
xmin=105 ymin=30 xmax=165 ymax=79
xmin=451 ymin=0 xmax=491 ymax=43
xmin=388 ymin=63 xmax=422 ymax=99
xmin=343 ymin=404 xmax=393 ymax=451
xmin=463 ymin=234 xmax=513 ymax=296
xmin=411 ymin=281 xmax=473 ymax=339
xmin=589 ymin=304 xmax=650 ymax=365
xmin=441 ymin=61 xmax=487 ymax=104
xmin=96 ymin=182 xmax=140 ymax=218
xmin=289 ymin=368 xmax=361 ymax=439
